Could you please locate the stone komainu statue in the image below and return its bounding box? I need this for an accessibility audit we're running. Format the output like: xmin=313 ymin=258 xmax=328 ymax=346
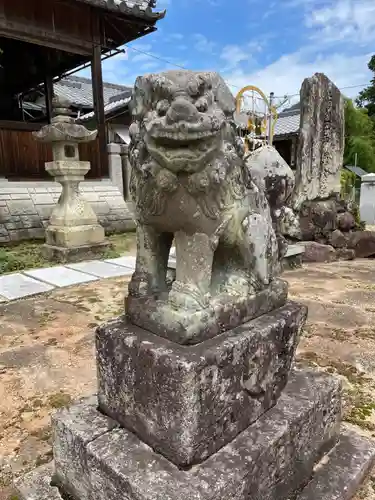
xmin=128 ymin=70 xmax=288 ymax=315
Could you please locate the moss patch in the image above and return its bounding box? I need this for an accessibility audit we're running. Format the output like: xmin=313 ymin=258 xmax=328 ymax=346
xmin=298 ymin=351 xmax=375 ymax=432
xmin=0 ymin=232 xmax=136 ymax=275
xmin=47 ymin=392 xmax=72 ymax=409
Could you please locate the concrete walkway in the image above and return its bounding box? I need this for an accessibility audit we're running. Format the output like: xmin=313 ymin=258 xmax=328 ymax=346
xmin=0 ymin=256 xmax=137 ymax=303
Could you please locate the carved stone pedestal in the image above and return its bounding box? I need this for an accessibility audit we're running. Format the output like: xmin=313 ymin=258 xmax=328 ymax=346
xmin=34 ymin=96 xmax=110 ymax=263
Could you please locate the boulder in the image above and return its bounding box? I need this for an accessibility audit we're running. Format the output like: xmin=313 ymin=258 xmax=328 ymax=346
xmin=348 ymin=231 xmax=375 ymax=258
xmin=299 ymin=199 xmax=337 ymax=241
xmin=302 ymin=242 xmax=337 ymax=263
xmin=337 ymin=212 xmax=355 ymax=231
xmin=329 ymin=229 xmax=348 ymax=249
xmin=336 ymin=248 xmax=355 ymax=261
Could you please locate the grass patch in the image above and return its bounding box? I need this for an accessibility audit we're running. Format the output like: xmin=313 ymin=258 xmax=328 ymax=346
xmin=106 ymin=233 xmax=136 ymax=257
xmin=0 ymin=241 xmax=49 ymax=274
xmin=0 ymin=232 xmax=136 ymax=275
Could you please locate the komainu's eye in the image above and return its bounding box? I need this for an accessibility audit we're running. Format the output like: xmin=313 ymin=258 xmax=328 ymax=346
xmin=188 ymin=80 xmax=199 ymax=96
xmin=196 ymin=98 xmax=208 ymax=112
xmin=156 ymin=100 xmax=169 ymax=116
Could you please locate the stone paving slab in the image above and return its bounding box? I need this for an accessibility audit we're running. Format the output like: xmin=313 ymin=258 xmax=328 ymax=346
xmin=287 ymin=244 xmax=305 ymax=257
xmin=67 ymin=260 xmax=134 ymax=279
xmin=105 ymin=256 xmax=136 ymax=270
xmin=24 ymin=266 xmax=98 ymax=288
xmin=0 ymin=273 xmax=55 ymax=301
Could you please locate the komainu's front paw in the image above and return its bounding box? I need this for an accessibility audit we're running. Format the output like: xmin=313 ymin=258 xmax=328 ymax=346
xmin=169 ymin=281 xmax=210 ymax=312
xmin=220 ymin=274 xmax=250 ymax=297
xmin=128 ymin=272 xmax=151 ymax=298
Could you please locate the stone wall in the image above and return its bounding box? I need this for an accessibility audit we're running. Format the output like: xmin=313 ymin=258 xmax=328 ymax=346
xmin=0 ymin=179 xmax=135 ymax=244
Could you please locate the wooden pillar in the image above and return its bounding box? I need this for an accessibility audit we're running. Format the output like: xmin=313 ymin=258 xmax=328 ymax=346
xmin=293 ymin=136 xmax=298 ymax=169
xmin=91 ymin=12 xmax=108 ymax=178
xmin=44 ymin=76 xmax=54 ymax=124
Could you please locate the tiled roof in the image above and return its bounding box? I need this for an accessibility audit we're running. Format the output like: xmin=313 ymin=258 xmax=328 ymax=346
xmin=32 ymin=76 xmax=132 ymax=111
xmin=79 ymin=90 xmax=132 ymax=121
xmin=54 ymin=76 xmax=132 ymax=109
xmin=344 ymin=165 xmax=368 ymax=178
xmin=25 ymin=76 xmax=132 ymax=119
xmin=235 ymin=106 xmax=301 ymax=138
xmin=274 ymin=109 xmax=300 ymax=137
xmin=74 ymin=0 xmax=166 ymax=20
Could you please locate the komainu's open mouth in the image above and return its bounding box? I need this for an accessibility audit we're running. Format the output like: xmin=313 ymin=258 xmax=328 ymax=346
xmin=151 ymin=129 xmax=217 ymax=143
xmin=155 ymin=135 xmax=209 ymax=149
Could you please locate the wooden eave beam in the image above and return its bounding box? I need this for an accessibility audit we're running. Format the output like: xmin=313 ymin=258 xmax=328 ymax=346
xmin=0 ymin=18 xmax=92 ymax=56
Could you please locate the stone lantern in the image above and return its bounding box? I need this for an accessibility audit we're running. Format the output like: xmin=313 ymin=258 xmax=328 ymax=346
xmin=33 ymin=95 xmax=109 ymax=262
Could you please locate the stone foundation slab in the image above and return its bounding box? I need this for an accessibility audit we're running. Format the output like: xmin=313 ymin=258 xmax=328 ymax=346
xmin=97 ymin=301 xmax=307 ymax=466
xmin=42 ymin=241 xmax=111 ymax=263
xmin=16 ymin=428 xmax=374 ymax=500
xmin=296 ymin=429 xmax=375 ymax=500
xmin=126 ymin=278 xmax=288 ymax=345
xmin=15 ymin=369 xmax=360 ymax=500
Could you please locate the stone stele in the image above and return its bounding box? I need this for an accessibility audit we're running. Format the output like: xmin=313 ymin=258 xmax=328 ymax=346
xmin=16 ymin=71 xmax=375 ymax=500
xmin=292 ymin=72 xmax=345 ymax=211
xmin=33 ymin=95 xmax=109 ymax=263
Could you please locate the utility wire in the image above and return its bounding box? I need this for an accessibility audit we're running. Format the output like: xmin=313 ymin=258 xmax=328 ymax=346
xmin=124 ymin=44 xmax=369 ymax=99
xmin=126 ymin=45 xmax=242 ymax=91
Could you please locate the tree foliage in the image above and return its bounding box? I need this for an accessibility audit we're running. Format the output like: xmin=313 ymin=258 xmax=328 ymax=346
xmin=357 ymin=55 xmax=375 ymax=118
xmin=340 ymin=169 xmax=356 ymax=199
xmin=344 ymin=98 xmax=375 ymax=173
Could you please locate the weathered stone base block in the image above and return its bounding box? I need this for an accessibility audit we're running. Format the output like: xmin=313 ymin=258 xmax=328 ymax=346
xmin=17 ymin=369 xmax=375 ymax=500
xmin=97 ymin=301 xmax=307 ymax=466
xmin=45 ymin=224 xmax=106 ymax=248
xmin=42 ymin=241 xmax=111 ymax=263
xmin=126 ymin=278 xmax=288 ymax=344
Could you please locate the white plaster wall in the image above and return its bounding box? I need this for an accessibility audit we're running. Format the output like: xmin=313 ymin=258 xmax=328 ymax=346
xmin=360 ymin=173 xmax=375 ymax=225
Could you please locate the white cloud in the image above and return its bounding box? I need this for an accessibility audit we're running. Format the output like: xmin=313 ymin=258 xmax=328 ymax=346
xmin=168 ymin=33 xmax=184 ymax=40
xmin=220 ymin=45 xmax=251 ymax=70
xmin=192 ymin=34 xmax=216 ymax=54
xmin=140 ymin=61 xmax=161 ymax=71
xmin=306 ymin=0 xmax=375 ymax=45
xmin=131 ymin=52 xmax=155 ymax=63
xmin=224 ymin=50 xmax=372 ymax=103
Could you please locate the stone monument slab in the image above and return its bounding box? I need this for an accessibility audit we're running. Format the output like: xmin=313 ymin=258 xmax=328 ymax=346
xmin=292 ymin=73 xmax=345 ymax=210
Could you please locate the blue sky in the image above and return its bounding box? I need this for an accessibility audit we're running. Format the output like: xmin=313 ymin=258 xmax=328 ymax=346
xmin=88 ymin=0 xmax=375 ymax=105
